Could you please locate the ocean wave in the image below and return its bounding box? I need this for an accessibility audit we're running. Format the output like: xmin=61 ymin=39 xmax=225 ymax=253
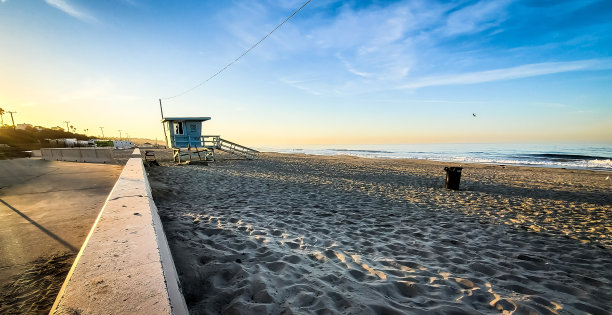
xmin=332 ymin=149 xmax=394 ymax=154
xmin=523 ymin=153 xmax=611 ymax=161
xmin=267 ymin=144 xmax=612 ymax=171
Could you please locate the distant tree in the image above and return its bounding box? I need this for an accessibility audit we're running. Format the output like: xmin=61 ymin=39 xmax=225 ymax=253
xmin=0 ymin=107 xmax=4 ymax=126
xmin=70 ymin=125 xmax=75 ymax=133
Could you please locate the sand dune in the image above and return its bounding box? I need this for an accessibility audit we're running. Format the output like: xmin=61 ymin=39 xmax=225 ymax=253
xmin=149 ymin=153 xmax=611 ymax=314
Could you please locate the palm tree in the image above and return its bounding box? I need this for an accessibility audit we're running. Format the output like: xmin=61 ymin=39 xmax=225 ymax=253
xmin=70 ymin=125 xmax=75 ymax=133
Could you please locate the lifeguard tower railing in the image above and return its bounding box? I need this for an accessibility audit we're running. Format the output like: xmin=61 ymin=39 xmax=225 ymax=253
xmin=201 ymin=135 xmax=259 ymax=160
xmin=171 ymin=135 xmax=204 ymax=149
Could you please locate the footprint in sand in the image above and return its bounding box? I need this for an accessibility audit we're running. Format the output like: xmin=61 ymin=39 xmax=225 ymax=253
xmin=282 ymin=255 xmax=302 ymax=264
xmin=265 ymin=261 xmax=287 ymax=273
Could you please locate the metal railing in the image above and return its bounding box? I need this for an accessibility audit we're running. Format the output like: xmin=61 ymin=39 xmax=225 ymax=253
xmin=201 ymin=135 xmax=221 ymax=148
xmin=201 ymin=135 xmax=258 ymax=160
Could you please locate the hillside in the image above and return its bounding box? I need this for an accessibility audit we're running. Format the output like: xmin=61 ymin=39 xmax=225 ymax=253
xmin=0 ymin=126 xmax=90 ymax=150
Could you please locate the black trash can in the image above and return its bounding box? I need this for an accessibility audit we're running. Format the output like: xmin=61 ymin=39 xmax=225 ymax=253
xmin=444 ymin=166 xmax=462 ymax=190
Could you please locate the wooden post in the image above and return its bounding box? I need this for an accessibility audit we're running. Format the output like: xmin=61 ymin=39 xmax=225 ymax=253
xmin=159 ymin=99 xmax=169 ymax=148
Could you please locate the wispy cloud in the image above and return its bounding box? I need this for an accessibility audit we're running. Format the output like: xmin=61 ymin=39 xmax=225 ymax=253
xmin=44 ymin=0 xmax=95 ymax=22
xmin=401 ymin=59 xmax=612 ymax=90
xmin=280 ymin=78 xmax=323 ymax=95
xmin=220 ymin=1 xmax=611 ymax=96
xmin=336 ymin=54 xmax=371 ymax=78
xmin=119 ymin=0 xmax=140 ymax=7
xmin=307 ymin=1 xmax=435 ymax=80
xmin=442 ymin=0 xmax=513 ymax=36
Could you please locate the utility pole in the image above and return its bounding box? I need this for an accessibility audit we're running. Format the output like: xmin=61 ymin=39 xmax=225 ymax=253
xmin=63 ymin=121 xmax=70 ymax=132
xmin=99 ymin=126 xmax=105 ymax=139
xmin=159 ymin=99 xmax=168 ymax=148
xmin=118 ymin=129 xmax=122 ymax=139
xmin=8 ymin=111 xmax=17 ymax=129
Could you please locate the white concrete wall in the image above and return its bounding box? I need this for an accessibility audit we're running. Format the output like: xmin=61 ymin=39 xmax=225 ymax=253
xmin=50 ymin=157 xmax=188 ymax=314
xmin=41 ymin=148 xmax=116 ymax=163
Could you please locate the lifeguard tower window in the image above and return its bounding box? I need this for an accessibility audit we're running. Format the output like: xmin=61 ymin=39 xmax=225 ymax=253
xmin=174 ymin=122 xmax=184 ymax=135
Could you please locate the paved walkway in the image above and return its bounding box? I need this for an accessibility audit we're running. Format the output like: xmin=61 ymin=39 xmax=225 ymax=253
xmin=0 ymin=158 xmax=123 ymax=313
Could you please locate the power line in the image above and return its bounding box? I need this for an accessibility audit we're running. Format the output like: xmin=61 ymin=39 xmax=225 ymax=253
xmin=161 ymin=0 xmax=311 ymax=100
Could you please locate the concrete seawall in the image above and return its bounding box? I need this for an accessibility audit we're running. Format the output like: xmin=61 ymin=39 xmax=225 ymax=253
xmin=41 ymin=148 xmax=116 ymax=164
xmin=50 ymin=157 xmax=188 ymax=314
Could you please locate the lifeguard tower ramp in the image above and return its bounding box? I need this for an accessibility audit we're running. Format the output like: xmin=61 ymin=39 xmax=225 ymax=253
xmin=162 ymin=117 xmax=258 ymax=163
xmin=202 ymin=136 xmax=258 ymax=160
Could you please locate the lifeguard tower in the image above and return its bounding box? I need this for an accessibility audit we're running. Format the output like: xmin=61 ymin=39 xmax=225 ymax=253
xmin=162 ymin=117 xmax=258 ymax=163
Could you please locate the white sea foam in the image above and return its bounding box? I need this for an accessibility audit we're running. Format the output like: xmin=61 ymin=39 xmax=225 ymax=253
xmin=258 ymin=143 xmax=612 ymax=171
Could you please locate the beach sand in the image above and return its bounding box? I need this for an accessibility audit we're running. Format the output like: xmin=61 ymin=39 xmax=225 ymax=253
xmin=148 ymin=152 xmax=611 ymax=314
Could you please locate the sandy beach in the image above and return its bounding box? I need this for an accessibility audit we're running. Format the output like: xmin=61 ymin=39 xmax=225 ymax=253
xmin=148 ymin=152 xmax=611 ymax=314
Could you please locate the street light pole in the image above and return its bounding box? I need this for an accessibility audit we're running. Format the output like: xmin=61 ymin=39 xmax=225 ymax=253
xmin=63 ymin=121 xmax=70 ymax=132
xmin=118 ymin=130 xmax=122 ymax=139
xmin=99 ymin=127 xmax=105 ymax=139
xmin=8 ymin=111 xmax=17 ymax=129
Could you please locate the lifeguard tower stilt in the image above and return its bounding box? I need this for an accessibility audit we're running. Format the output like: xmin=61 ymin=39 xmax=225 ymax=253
xmin=162 ymin=117 xmax=258 ymax=163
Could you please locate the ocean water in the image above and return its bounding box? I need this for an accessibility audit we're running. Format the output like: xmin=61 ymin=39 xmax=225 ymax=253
xmin=258 ymin=143 xmax=612 ymax=172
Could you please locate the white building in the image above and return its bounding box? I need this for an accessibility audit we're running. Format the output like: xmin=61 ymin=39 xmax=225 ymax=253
xmin=16 ymin=123 xmax=33 ymax=130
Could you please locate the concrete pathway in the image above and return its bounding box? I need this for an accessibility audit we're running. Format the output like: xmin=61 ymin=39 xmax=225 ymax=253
xmin=0 ymin=158 xmax=122 ymax=313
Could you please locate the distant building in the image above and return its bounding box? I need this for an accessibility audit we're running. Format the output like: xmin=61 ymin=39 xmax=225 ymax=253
xmin=64 ymin=138 xmax=77 ymax=147
xmin=43 ymin=138 xmax=93 ymax=148
xmin=51 ymin=126 xmax=64 ymax=131
xmin=112 ymin=140 xmax=135 ymax=149
xmin=16 ymin=123 xmax=33 ymax=130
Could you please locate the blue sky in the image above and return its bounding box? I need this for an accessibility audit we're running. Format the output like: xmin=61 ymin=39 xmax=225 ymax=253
xmin=1 ymin=0 xmax=611 ymax=145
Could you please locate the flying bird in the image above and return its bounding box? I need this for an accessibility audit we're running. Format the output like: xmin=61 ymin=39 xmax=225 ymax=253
xmin=472 ymin=113 xmax=477 ymax=117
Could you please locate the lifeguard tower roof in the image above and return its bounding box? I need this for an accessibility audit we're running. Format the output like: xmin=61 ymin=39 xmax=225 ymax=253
xmin=161 ymin=117 xmax=211 ymax=122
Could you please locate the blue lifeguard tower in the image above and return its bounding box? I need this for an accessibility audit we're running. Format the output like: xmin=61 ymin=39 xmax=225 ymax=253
xmin=161 ymin=116 xmax=258 ymax=162
xmin=162 ymin=117 xmax=210 ymax=149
